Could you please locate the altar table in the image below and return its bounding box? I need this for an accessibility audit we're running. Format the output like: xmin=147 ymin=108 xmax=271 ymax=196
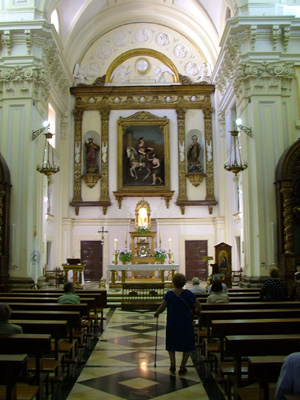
xmin=106 ymin=264 xmax=179 ymax=285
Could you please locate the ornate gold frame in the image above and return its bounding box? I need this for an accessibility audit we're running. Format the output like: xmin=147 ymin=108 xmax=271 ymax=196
xmin=117 ymin=111 xmax=170 ymax=198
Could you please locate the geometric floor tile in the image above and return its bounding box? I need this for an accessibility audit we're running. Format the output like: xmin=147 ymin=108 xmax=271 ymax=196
xmin=79 ymin=367 xmax=200 ymax=400
xmin=105 ymin=333 xmax=165 ymax=349
xmin=109 ymin=350 xmax=167 ymax=365
xmin=110 ymin=323 xmax=164 ymax=334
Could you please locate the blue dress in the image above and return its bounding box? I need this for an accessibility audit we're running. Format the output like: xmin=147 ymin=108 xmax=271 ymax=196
xmin=163 ymin=289 xmax=196 ymax=352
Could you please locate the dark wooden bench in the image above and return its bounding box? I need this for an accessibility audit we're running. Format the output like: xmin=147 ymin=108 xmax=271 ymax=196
xmin=1 ymin=294 xmax=104 ymax=330
xmin=0 ymin=354 xmax=39 ymax=400
xmin=201 ymin=301 xmax=300 ymax=310
xmin=200 ymin=308 xmax=300 ymax=342
xmin=0 ymin=334 xmax=51 ymax=400
xmin=9 ymin=289 xmax=107 ymax=307
xmin=212 ymin=318 xmax=300 ymax=362
xmin=225 ymin=334 xmax=300 ymax=395
xmin=241 ymin=355 xmax=286 ymax=400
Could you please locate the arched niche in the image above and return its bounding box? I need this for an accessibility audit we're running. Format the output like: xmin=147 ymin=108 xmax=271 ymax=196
xmin=0 ymin=153 xmax=11 ymax=290
xmin=275 ymin=138 xmax=300 ymax=279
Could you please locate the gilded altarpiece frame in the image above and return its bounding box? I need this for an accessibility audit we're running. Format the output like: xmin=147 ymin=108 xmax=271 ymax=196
xmin=70 ymin=84 xmax=216 ymax=214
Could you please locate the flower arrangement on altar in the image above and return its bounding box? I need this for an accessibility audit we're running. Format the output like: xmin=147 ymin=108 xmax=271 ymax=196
xmin=154 ymin=248 xmax=167 ymax=263
xmin=137 ymin=225 xmax=150 ymax=234
xmin=118 ymin=248 xmax=132 ymax=263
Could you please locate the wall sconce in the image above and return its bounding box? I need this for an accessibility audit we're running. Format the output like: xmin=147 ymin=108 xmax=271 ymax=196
xmin=32 ymin=122 xmax=60 ymax=176
xmin=224 ymin=120 xmax=252 ymax=176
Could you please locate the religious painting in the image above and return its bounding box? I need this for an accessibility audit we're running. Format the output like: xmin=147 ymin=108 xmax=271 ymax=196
xmin=117 ymin=111 xmax=170 ymax=192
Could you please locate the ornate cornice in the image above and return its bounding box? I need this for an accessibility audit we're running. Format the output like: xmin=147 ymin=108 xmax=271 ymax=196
xmin=0 ymin=65 xmax=50 ymax=100
xmin=43 ymin=42 xmax=69 ymax=95
xmin=216 ymin=59 xmax=294 ymax=97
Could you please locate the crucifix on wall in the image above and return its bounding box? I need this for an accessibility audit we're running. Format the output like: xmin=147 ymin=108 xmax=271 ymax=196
xmin=98 ymin=227 xmax=108 ymax=245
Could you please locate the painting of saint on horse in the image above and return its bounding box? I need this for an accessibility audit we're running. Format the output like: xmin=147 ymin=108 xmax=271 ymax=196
xmin=121 ymin=123 xmax=165 ymax=187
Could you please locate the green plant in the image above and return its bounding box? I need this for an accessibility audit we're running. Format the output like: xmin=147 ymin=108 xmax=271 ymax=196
xmin=118 ymin=249 xmax=132 ymax=263
xmin=137 ymin=226 xmax=150 ymax=234
xmin=154 ymin=248 xmax=167 ymax=262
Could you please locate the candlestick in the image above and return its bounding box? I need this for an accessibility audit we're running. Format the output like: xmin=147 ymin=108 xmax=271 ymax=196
xmin=114 ymin=239 xmax=118 ymax=251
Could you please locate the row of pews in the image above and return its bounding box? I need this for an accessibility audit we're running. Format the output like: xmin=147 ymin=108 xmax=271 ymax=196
xmin=0 ymin=288 xmax=107 ymax=400
xmin=193 ymin=288 xmax=300 ymax=400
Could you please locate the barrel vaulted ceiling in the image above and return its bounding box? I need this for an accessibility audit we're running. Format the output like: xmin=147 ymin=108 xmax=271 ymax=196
xmin=43 ymin=0 xmax=237 ymax=80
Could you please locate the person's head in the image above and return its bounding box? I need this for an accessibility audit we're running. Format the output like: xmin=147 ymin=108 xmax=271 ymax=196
xmin=192 ymin=135 xmax=198 ymax=142
xmin=173 ymin=273 xmax=186 ymax=289
xmin=269 ymin=266 xmax=280 ymax=279
xmin=0 ymin=303 xmax=12 ymax=322
xmin=192 ymin=277 xmax=200 ymax=286
xmin=139 ymin=137 xmax=144 ymax=144
xmin=211 ymin=280 xmax=223 ymax=293
xmin=64 ymin=282 xmax=75 ymax=293
xmin=295 ymin=272 xmax=300 ymax=281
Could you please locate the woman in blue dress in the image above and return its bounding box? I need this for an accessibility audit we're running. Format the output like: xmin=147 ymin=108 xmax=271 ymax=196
xmin=154 ymin=273 xmax=201 ymax=374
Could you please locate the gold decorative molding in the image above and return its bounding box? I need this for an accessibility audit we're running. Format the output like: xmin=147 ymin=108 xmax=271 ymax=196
xmin=186 ymin=172 xmax=206 ymax=187
xmin=70 ymin=84 xmax=215 ymax=213
xmin=81 ymin=173 xmax=101 ymax=188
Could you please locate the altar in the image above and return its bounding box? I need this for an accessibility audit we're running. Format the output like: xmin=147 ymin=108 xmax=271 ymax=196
xmin=106 ymin=264 xmax=179 ymax=287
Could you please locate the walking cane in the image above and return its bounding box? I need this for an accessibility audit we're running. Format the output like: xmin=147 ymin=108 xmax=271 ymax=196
xmin=154 ymin=315 xmax=158 ymax=368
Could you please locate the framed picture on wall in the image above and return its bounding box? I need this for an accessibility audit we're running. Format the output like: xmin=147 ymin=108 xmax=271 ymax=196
xmin=117 ymin=111 xmax=171 ymax=192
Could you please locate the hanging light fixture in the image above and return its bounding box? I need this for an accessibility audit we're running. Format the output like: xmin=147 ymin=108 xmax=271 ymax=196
xmin=224 ymin=120 xmax=252 ymax=176
xmin=32 ymin=122 xmax=60 ymax=176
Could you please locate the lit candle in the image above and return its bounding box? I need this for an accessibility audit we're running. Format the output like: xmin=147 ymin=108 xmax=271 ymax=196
xmin=114 ymin=239 xmax=118 ymax=251
xmin=168 ymin=238 xmax=171 ymax=251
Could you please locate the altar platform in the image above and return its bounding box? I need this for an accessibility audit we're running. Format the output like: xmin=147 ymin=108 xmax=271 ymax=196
xmin=106 ymin=263 xmax=179 ymax=288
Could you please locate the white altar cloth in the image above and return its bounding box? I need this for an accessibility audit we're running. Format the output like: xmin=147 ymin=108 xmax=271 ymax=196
xmin=106 ymin=264 xmax=179 ymax=285
xmin=106 ymin=264 xmax=179 ymax=271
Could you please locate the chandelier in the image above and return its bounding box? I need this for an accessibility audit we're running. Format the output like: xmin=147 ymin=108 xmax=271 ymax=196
xmin=32 ymin=122 xmax=60 ymax=176
xmin=224 ymin=121 xmax=252 ymax=176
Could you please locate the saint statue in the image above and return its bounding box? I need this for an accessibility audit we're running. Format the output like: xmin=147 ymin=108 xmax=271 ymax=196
xmin=85 ymin=138 xmax=100 ymax=174
xmin=187 ymin=135 xmax=203 ymax=172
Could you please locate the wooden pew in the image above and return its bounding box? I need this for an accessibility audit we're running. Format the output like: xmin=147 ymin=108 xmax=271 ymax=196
xmin=9 ymin=289 xmax=108 ymax=307
xmin=200 ymin=308 xmax=300 ymax=342
xmin=10 ymin=310 xmax=82 ymax=335
xmin=0 ymin=354 xmax=39 ymax=400
xmin=0 ymin=295 xmax=102 ymax=330
xmin=0 ymin=334 xmax=51 ymax=400
xmin=196 ymin=292 xmax=260 ymax=298
xmin=197 ymin=296 xmax=261 ymax=303
xmin=201 ymin=301 xmax=300 ymax=310
xmin=225 ymin=334 xmax=300 ymax=395
xmin=212 ymin=318 xmax=300 ymax=362
xmin=16 ymin=291 xmax=107 ymax=329
xmin=244 ymin=355 xmax=286 ymax=400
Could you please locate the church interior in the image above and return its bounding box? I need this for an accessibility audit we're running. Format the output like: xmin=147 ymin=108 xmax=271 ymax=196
xmin=1 ymin=0 xmax=300 ymax=399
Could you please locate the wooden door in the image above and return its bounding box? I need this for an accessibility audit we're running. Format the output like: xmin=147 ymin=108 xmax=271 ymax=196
xmin=185 ymin=240 xmax=208 ymax=282
xmin=80 ymin=241 xmax=103 ymax=281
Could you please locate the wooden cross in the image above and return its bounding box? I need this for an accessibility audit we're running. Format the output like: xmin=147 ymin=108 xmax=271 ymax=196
xmin=98 ymin=227 xmax=108 ymax=245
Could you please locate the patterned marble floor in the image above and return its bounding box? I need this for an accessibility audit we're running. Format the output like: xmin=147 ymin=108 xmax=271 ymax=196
xmin=65 ymin=307 xmax=225 ymax=400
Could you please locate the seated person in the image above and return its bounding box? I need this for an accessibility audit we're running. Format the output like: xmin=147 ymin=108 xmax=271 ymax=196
xmin=206 ymin=281 xmax=230 ymax=303
xmin=260 ymin=266 xmax=288 ymax=302
xmin=0 ymin=303 xmax=23 ymax=334
xmin=288 ymin=272 xmax=300 ymax=300
xmin=207 ymin=275 xmax=228 ymax=293
xmin=58 ymin=282 xmax=80 ymax=304
xmin=190 ymin=277 xmax=206 ymax=294
xmin=275 ymin=352 xmax=300 ymax=399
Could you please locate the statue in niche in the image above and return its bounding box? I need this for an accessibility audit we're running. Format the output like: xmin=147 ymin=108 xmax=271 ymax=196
xmin=85 ymin=138 xmax=100 ymax=174
xmin=187 ymin=135 xmax=203 ymax=173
